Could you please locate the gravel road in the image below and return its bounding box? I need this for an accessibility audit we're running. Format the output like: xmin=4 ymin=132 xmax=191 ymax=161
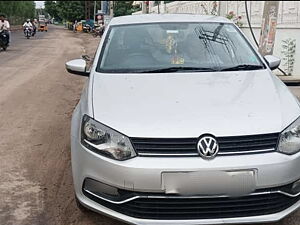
xmin=0 ymin=25 xmax=299 ymax=225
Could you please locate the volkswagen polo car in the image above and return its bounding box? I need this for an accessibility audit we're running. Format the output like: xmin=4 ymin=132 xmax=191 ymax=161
xmin=66 ymin=14 xmax=300 ymax=224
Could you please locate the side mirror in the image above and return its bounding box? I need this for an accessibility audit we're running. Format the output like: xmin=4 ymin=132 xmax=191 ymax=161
xmin=264 ymin=55 xmax=281 ymax=70
xmin=65 ymin=59 xmax=89 ymax=76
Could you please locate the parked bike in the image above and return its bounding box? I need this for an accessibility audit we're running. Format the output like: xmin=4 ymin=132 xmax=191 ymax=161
xmin=0 ymin=29 xmax=9 ymax=51
xmin=83 ymin=24 xmax=92 ymax=33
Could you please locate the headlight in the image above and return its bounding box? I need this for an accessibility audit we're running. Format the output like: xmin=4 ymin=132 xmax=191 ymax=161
xmin=81 ymin=115 xmax=136 ymax=160
xmin=278 ymin=117 xmax=300 ymax=155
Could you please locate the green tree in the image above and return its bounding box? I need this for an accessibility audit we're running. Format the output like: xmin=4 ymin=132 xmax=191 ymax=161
xmin=113 ymin=1 xmax=137 ymax=17
xmin=0 ymin=1 xmax=35 ymax=25
xmin=56 ymin=1 xmax=84 ymax=22
xmin=44 ymin=1 xmax=61 ymax=21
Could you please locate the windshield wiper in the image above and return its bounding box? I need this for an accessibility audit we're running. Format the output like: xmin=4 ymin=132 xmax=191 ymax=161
xmin=140 ymin=66 xmax=217 ymax=73
xmin=220 ymin=64 xmax=265 ymax=71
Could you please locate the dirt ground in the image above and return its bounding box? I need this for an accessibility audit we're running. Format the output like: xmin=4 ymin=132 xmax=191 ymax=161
xmin=0 ymin=26 xmax=299 ymax=225
xmin=0 ymin=26 xmax=122 ymax=225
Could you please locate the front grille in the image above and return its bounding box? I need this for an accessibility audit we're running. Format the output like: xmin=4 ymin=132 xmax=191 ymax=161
xmin=84 ymin=191 xmax=299 ymax=220
xmin=130 ymin=133 xmax=279 ymax=156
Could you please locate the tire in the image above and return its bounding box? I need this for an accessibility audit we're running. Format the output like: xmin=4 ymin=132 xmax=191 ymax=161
xmin=27 ymin=36 xmax=29 ymax=39
xmin=3 ymin=46 xmax=6 ymax=51
xmin=75 ymin=196 xmax=89 ymax=213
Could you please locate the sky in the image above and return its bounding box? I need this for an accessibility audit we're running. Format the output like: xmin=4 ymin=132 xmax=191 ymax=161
xmin=35 ymin=1 xmax=45 ymax=9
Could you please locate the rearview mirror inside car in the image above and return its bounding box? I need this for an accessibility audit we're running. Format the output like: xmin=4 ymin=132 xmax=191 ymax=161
xmin=264 ymin=55 xmax=281 ymax=71
xmin=65 ymin=59 xmax=89 ymax=76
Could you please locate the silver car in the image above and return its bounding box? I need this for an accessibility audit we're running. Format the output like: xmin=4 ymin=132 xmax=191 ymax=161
xmin=66 ymin=14 xmax=300 ymax=224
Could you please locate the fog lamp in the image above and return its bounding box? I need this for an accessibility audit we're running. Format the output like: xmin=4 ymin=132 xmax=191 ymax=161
xmin=83 ymin=178 xmax=119 ymax=198
xmin=291 ymin=179 xmax=300 ymax=194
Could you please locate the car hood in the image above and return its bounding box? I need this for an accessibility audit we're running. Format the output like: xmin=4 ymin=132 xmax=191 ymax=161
xmin=92 ymin=70 xmax=300 ymax=138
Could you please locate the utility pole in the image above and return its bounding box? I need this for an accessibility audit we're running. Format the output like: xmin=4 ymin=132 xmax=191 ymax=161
xmin=142 ymin=1 xmax=146 ymax=14
xmin=258 ymin=1 xmax=279 ymax=56
xmin=110 ymin=1 xmax=114 ymax=17
xmin=93 ymin=1 xmax=97 ymax=21
xmin=161 ymin=1 xmax=166 ymax=13
xmin=142 ymin=1 xmax=149 ymax=14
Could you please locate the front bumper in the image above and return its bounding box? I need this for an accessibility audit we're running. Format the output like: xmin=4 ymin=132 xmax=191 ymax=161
xmin=77 ymin=194 xmax=300 ymax=225
xmin=71 ymin=137 xmax=300 ymax=224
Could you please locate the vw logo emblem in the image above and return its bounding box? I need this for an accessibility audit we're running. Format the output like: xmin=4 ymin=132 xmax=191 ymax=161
xmin=197 ymin=136 xmax=219 ymax=159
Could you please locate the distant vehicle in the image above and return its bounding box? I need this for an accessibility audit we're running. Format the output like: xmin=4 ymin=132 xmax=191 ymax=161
xmin=38 ymin=15 xmax=45 ymax=22
xmin=66 ymin=14 xmax=300 ymax=225
xmin=75 ymin=21 xmax=83 ymax=32
xmin=38 ymin=21 xmax=48 ymax=32
xmin=83 ymin=24 xmax=92 ymax=33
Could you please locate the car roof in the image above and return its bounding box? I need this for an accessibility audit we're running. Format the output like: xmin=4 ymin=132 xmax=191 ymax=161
xmin=109 ymin=14 xmax=232 ymax=26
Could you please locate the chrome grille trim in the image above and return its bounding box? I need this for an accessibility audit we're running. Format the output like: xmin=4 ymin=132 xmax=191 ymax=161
xmin=131 ymin=133 xmax=279 ymax=156
xmin=217 ymin=148 xmax=276 ymax=155
xmin=83 ymin=188 xmax=300 ymax=205
xmin=138 ymin=153 xmax=199 ymax=156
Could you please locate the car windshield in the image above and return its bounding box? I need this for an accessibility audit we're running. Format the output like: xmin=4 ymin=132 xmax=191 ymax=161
xmin=97 ymin=22 xmax=264 ymax=73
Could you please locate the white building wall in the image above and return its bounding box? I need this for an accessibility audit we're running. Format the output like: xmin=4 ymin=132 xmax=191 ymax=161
xmin=241 ymin=27 xmax=300 ymax=76
xmin=144 ymin=1 xmax=300 ymax=76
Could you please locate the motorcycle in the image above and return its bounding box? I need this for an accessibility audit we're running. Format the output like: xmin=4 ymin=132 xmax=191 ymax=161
xmin=32 ymin=26 xmax=36 ymax=37
xmin=83 ymin=24 xmax=92 ymax=33
xmin=24 ymin=27 xmax=32 ymax=39
xmin=92 ymin=25 xmax=104 ymax=38
xmin=0 ymin=29 xmax=9 ymax=51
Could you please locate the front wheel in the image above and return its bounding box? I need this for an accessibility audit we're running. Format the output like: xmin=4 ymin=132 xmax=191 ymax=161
xmin=27 ymin=36 xmax=29 ymax=39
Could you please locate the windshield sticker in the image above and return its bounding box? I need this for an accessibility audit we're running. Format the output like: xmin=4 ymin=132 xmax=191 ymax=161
xmin=167 ymin=30 xmax=179 ymax=34
xmin=249 ymin=55 xmax=258 ymax=63
xmin=166 ymin=35 xmax=176 ymax=53
xmin=171 ymin=55 xmax=184 ymax=64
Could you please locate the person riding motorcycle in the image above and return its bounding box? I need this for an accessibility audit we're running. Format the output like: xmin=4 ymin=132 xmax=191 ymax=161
xmin=23 ymin=19 xmax=33 ymax=38
xmin=23 ymin=19 xmax=33 ymax=32
xmin=31 ymin=19 xmax=37 ymax=36
xmin=0 ymin=13 xmax=10 ymax=46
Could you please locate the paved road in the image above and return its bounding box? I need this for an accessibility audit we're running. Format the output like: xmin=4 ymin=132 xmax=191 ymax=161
xmin=0 ymin=26 xmax=299 ymax=225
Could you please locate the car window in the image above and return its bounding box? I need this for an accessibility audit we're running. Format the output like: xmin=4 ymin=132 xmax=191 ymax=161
xmin=97 ymin=22 xmax=264 ymax=73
